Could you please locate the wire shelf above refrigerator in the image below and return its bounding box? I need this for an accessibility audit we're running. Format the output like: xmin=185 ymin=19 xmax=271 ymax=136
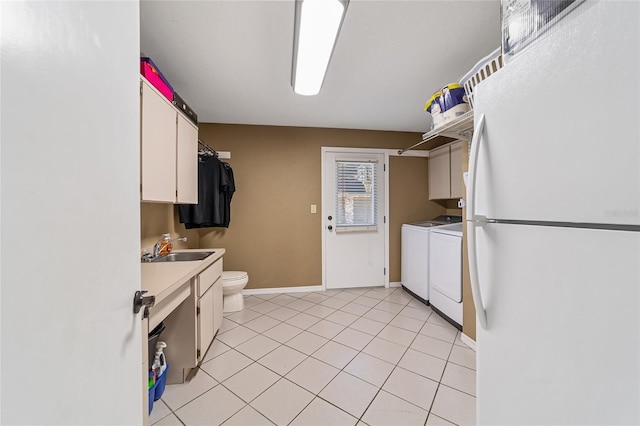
xmin=398 ymin=110 xmax=474 ymax=155
xmin=422 ymin=110 xmax=474 ymax=142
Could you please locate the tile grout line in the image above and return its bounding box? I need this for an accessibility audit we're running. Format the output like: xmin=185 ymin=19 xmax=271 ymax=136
xmin=294 ymin=289 xmax=431 ymax=423
xmin=344 ymin=289 xmax=475 ymax=422
xmin=191 ymin=288 xmax=401 ymax=423
xmin=351 ymin=301 xmax=438 ymax=424
xmin=211 ymin=301 xmax=368 ymax=423
xmin=149 ymin=399 xmax=187 ymax=426
xmin=166 ymin=293 xmax=331 ymax=424
xmin=424 ymin=330 xmax=468 ymax=425
xmin=265 ymin=288 xmax=411 ymax=423
xmin=160 ymin=287 xmax=473 ymax=426
xmin=289 ymin=288 xmax=410 ymax=424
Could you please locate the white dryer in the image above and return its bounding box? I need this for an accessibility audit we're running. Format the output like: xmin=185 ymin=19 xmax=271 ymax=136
xmin=428 ymin=222 xmax=463 ymax=329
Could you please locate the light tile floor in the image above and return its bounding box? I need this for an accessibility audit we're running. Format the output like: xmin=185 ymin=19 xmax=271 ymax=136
xmin=150 ymin=287 xmax=476 ymax=426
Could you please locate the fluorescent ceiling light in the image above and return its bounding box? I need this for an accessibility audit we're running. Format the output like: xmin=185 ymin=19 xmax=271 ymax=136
xmin=292 ymin=0 xmax=349 ymax=96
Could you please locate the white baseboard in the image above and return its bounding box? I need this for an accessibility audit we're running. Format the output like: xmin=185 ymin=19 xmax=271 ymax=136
xmin=243 ymin=285 xmax=323 ymax=295
xmin=244 ymin=283 xmax=404 ymax=295
xmin=460 ymin=333 xmax=476 ymax=351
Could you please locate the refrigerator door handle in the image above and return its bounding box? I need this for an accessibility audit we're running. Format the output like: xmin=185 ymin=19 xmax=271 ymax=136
xmin=466 ymin=113 xmax=488 ymax=330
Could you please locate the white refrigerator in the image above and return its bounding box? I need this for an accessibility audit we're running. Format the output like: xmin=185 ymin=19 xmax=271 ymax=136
xmin=466 ymin=1 xmax=640 ymax=425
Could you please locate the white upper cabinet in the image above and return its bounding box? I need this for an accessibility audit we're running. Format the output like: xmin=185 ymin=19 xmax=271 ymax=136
xmin=176 ymin=114 xmax=198 ymax=204
xmin=140 ymin=79 xmax=176 ymax=202
xmin=140 ymin=78 xmax=198 ymax=204
xmin=429 ymin=140 xmax=464 ymax=200
xmin=450 ymin=141 xmax=464 ymax=199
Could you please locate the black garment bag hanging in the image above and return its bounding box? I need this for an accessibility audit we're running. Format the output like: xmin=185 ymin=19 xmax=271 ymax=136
xmin=179 ymin=145 xmax=235 ymax=228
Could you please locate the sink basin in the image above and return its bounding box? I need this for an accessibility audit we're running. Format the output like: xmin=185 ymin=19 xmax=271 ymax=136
xmin=148 ymin=251 xmax=215 ymax=263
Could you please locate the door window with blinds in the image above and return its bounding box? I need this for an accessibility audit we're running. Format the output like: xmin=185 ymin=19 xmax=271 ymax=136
xmin=335 ymin=160 xmax=378 ymax=232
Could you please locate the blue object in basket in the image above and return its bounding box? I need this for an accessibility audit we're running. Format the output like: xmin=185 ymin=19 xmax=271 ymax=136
xmin=154 ymin=364 xmax=169 ymax=401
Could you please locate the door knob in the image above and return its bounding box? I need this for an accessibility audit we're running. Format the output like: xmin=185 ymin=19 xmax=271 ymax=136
xmin=133 ymin=290 xmax=155 ymax=314
xmin=328 ymin=225 xmax=333 ymax=231
xmin=328 ymin=216 xmax=333 ymax=221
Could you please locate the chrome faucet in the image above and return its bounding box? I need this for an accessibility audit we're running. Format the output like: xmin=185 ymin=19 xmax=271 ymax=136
xmin=152 ymin=236 xmax=187 ymax=257
xmin=142 ymin=235 xmax=188 ymax=262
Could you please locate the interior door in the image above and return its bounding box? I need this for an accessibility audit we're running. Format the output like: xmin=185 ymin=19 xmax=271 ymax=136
xmin=2 ymin=1 xmax=142 ymax=424
xmin=322 ymin=149 xmax=386 ymax=289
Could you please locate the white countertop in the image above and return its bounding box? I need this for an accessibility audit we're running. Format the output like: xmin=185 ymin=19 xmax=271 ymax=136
xmin=141 ymin=248 xmax=225 ymax=305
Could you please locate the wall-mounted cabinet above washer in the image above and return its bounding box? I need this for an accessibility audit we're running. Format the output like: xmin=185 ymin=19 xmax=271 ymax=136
xmin=428 ymin=140 xmax=464 ymax=200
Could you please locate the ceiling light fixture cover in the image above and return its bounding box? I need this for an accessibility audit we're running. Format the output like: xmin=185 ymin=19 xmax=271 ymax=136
xmin=292 ymin=0 xmax=349 ymax=96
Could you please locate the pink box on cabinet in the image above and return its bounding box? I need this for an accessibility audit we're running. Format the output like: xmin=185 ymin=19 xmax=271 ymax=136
xmin=140 ymin=58 xmax=173 ymax=101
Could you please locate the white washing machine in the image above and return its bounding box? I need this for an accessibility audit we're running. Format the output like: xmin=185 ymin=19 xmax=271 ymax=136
xmin=428 ymin=222 xmax=463 ymax=329
xmin=401 ymin=216 xmax=461 ymax=304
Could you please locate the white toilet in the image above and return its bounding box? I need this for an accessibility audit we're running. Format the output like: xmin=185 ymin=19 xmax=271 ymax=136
xmin=222 ymin=271 xmax=249 ymax=312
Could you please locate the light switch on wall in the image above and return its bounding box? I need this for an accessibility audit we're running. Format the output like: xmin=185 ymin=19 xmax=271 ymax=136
xmin=310 ymin=204 xmax=317 ymax=214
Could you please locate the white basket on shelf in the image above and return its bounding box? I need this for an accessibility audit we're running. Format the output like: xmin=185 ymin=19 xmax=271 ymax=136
xmin=460 ymin=47 xmax=503 ymax=109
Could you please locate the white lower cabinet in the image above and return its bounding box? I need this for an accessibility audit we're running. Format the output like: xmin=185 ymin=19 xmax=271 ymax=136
xmin=213 ymin=279 xmax=223 ymax=336
xmin=159 ymin=258 xmax=223 ymax=384
xmin=197 ymin=285 xmax=215 ymax=362
xmin=197 ymin=258 xmax=223 ymax=362
xmin=142 ymin=252 xmax=225 ymax=424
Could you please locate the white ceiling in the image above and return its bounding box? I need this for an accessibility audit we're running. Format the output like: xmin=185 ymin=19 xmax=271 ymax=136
xmin=140 ymin=0 xmax=501 ymax=133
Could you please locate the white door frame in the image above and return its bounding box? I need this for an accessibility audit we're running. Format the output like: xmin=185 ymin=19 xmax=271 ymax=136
xmin=321 ymin=147 xmax=390 ymax=290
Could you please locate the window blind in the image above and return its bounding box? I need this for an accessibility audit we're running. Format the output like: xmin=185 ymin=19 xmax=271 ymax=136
xmin=335 ymin=160 xmax=377 ymax=232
